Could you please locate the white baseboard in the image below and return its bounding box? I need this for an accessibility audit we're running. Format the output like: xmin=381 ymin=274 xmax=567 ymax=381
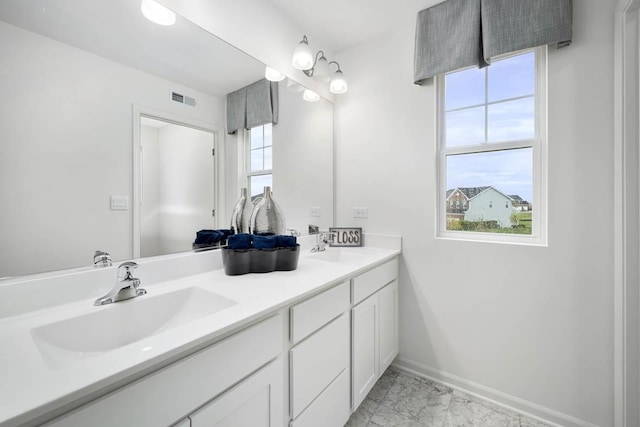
xmin=392 ymin=357 xmax=600 ymax=427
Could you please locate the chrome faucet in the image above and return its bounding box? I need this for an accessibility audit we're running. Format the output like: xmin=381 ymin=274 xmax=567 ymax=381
xmin=93 ymin=250 xmax=112 ymax=268
xmin=311 ymin=231 xmax=335 ymax=253
xmin=94 ymin=262 xmax=147 ymax=306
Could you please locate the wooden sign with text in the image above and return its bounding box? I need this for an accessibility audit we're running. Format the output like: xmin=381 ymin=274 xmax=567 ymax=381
xmin=329 ymin=227 xmax=363 ymax=247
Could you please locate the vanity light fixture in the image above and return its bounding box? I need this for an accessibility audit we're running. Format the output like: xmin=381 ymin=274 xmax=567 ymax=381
xmin=292 ymin=35 xmax=348 ymax=94
xmin=141 ymin=0 xmax=176 ymax=26
xmin=265 ymin=66 xmax=286 ymax=82
xmin=292 ymin=35 xmax=314 ymax=70
xmin=328 ymin=62 xmax=348 ymax=94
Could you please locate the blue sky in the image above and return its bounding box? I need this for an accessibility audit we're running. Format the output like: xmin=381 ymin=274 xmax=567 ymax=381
xmin=444 ymin=52 xmax=535 ymax=202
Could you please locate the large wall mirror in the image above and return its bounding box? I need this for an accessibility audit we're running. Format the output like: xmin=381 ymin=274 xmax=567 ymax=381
xmin=0 ymin=0 xmax=334 ymax=279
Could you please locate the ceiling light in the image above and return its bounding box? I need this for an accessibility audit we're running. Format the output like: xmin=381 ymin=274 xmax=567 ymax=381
xmin=292 ymin=35 xmax=348 ymax=94
xmin=141 ymin=0 xmax=176 ymax=26
xmin=303 ymin=89 xmax=320 ymax=102
xmin=265 ymin=66 xmax=285 ymax=82
xmin=292 ymin=35 xmax=314 ymax=70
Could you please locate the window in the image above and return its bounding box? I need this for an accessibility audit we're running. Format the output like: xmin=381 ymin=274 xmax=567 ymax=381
xmin=437 ymin=47 xmax=546 ymax=244
xmin=247 ymin=123 xmax=273 ymax=201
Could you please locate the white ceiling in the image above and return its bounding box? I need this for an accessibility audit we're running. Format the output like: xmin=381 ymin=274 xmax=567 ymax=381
xmin=0 ymin=0 xmax=265 ymax=98
xmin=267 ymin=0 xmax=443 ymax=53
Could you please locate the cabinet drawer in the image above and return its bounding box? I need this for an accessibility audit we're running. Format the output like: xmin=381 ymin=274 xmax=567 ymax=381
xmin=290 ymin=313 xmax=349 ymax=418
xmin=290 ymin=281 xmax=349 ymax=344
xmin=290 ymin=368 xmax=350 ymax=427
xmin=352 ymin=258 xmax=398 ymax=305
xmin=46 ymin=315 xmax=283 ymax=427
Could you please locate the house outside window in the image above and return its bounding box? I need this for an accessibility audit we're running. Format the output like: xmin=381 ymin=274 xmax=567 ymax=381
xmin=437 ymin=47 xmax=547 ymax=244
xmin=247 ymin=123 xmax=272 ymax=201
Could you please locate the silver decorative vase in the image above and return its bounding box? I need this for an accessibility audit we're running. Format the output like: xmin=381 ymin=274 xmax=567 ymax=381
xmin=250 ymin=186 xmax=285 ymax=235
xmin=230 ymin=188 xmax=254 ymax=234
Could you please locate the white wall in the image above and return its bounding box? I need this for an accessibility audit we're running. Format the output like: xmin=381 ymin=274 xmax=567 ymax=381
xmin=0 ymin=22 xmax=224 ymax=277
xmin=273 ymin=85 xmax=334 ymax=233
xmin=333 ymin=1 xmax=615 ymax=426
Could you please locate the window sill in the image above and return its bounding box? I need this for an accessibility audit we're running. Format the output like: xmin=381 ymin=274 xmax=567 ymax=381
xmin=436 ymin=230 xmax=547 ymax=247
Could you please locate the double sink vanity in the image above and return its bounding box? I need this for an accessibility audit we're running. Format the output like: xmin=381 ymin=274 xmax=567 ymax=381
xmin=0 ymin=235 xmax=401 ymax=427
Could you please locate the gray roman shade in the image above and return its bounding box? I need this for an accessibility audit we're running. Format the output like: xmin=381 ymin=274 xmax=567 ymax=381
xmin=481 ymin=0 xmax=572 ymax=61
xmin=414 ymin=0 xmax=572 ymax=85
xmin=226 ymin=79 xmax=279 ymax=134
xmin=414 ymin=0 xmax=484 ymax=85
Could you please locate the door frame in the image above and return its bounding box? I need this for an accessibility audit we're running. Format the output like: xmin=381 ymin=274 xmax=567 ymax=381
xmin=132 ymin=105 xmax=224 ymax=258
xmin=614 ymin=1 xmax=640 ymax=425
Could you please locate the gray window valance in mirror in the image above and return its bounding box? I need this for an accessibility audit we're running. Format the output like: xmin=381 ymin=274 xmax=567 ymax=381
xmin=226 ymin=79 xmax=279 ymax=134
xmin=413 ymin=0 xmax=572 ymax=84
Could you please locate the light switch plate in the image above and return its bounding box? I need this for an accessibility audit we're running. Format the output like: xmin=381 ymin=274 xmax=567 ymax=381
xmin=309 ymin=207 xmax=321 ymax=217
xmin=110 ymin=196 xmax=129 ymax=211
xmin=353 ymin=207 xmax=368 ymax=218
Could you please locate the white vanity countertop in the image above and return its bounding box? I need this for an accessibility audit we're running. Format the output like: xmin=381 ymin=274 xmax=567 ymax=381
xmin=0 ymin=242 xmax=400 ymax=427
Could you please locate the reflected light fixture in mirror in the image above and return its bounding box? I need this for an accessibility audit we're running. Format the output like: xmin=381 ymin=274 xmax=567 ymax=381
xmin=265 ymin=66 xmax=285 ymax=82
xmin=292 ymin=35 xmax=348 ymax=95
xmin=302 ymin=89 xmax=320 ymax=102
xmin=141 ymin=0 xmax=176 ymax=26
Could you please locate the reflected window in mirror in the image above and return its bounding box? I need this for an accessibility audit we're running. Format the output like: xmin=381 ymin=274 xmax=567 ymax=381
xmin=248 ymin=124 xmax=273 ymax=201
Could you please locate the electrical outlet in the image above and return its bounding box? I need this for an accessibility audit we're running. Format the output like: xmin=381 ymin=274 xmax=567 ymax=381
xmin=353 ymin=207 xmax=368 ymax=218
xmin=309 ymin=207 xmax=321 ymax=217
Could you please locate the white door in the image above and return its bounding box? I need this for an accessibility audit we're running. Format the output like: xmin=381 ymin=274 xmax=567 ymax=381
xmin=139 ymin=117 xmax=216 ymax=257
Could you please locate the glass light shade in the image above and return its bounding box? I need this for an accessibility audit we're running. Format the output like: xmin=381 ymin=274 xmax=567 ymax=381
xmin=292 ymin=41 xmax=314 ymax=70
xmin=265 ymin=66 xmax=285 ymax=82
xmin=303 ymin=89 xmax=320 ymax=102
xmin=313 ymin=56 xmax=330 ymax=82
xmin=330 ymin=70 xmax=348 ymax=94
xmin=140 ymin=0 xmax=176 ymax=26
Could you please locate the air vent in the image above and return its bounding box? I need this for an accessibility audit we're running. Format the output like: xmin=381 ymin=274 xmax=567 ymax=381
xmin=171 ymin=92 xmax=196 ymax=107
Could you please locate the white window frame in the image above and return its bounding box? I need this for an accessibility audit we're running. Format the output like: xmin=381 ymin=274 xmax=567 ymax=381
xmin=436 ymin=46 xmax=548 ymax=246
xmin=245 ymin=124 xmax=273 ymax=198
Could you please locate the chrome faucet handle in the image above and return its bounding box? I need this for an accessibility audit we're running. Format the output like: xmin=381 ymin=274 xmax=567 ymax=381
xmin=117 ymin=261 xmax=138 ymax=281
xmin=93 ymin=250 xmax=112 ymax=268
xmin=94 ymin=262 xmax=145 ymax=306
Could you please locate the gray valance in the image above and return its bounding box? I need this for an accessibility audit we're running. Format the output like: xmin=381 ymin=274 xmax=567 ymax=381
xmin=481 ymin=0 xmax=573 ymax=60
xmin=414 ymin=0 xmax=485 ymax=85
xmin=414 ymin=0 xmax=572 ymax=85
xmin=226 ymin=79 xmax=279 ymax=134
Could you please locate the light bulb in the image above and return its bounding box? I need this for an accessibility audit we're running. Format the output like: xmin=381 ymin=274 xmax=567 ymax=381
xmin=141 ymin=0 xmax=176 ymax=26
xmin=303 ymin=89 xmax=320 ymax=102
xmin=330 ymin=70 xmax=348 ymax=94
xmin=265 ymin=66 xmax=285 ymax=82
xmin=292 ymin=37 xmax=314 ymax=70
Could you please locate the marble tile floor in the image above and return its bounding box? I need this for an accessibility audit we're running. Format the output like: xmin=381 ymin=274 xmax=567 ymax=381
xmin=345 ymin=367 xmax=551 ymax=427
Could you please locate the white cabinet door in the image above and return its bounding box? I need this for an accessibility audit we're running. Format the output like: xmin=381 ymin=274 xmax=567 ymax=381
xmin=351 ymin=293 xmax=378 ymax=410
xmin=189 ymin=358 xmax=284 ymax=427
xmin=379 ymin=280 xmax=399 ymax=373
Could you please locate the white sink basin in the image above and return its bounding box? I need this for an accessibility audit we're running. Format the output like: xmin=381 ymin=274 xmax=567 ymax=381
xmin=31 ymin=287 xmax=237 ymax=369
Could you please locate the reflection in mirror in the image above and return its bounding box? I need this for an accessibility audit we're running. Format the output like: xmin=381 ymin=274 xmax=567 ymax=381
xmin=0 ymin=0 xmax=334 ymax=280
xmin=138 ymin=117 xmax=216 ymax=258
